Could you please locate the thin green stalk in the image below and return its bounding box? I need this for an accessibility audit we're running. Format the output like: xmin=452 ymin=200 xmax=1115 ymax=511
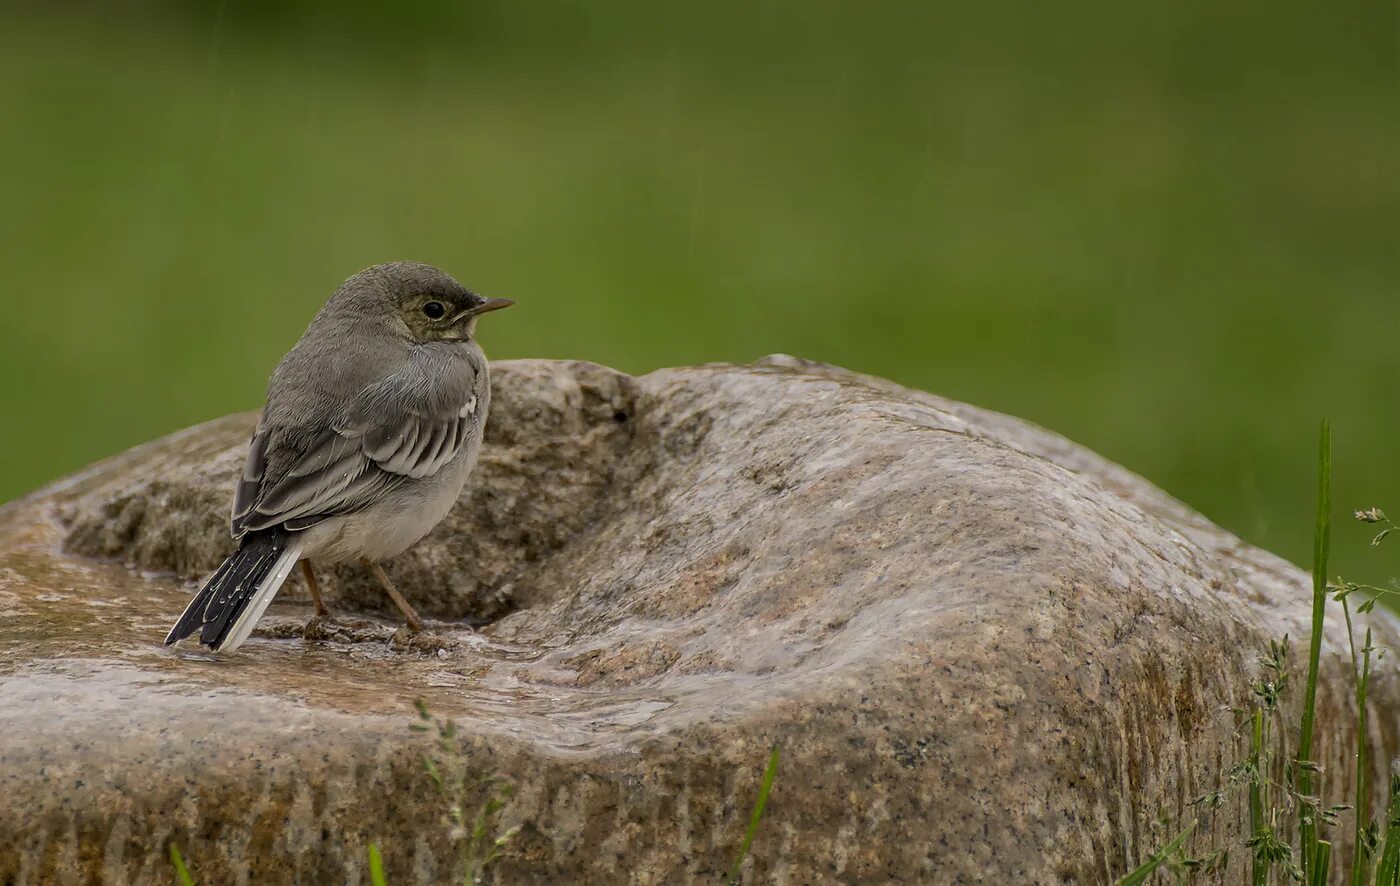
xmin=368 ymin=843 xmax=388 ymax=886
xmin=1310 ymin=840 xmax=1332 ymax=886
xmin=1351 ymin=631 xmax=1370 ymax=886
xmin=1377 ymin=768 xmax=1400 ymax=886
xmin=1116 ymin=820 xmax=1196 ymax=886
xmin=1340 ymin=599 xmax=1372 ymax=886
xmin=169 ymin=844 xmax=195 ymax=886
xmin=1251 ymin=709 xmax=1269 ymax=886
xmin=1298 ymin=419 xmax=1332 ymax=877
xmin=729 ymin=745 xmax=781 ymax=885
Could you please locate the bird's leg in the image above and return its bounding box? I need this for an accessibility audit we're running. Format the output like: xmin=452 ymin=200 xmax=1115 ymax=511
xmin=300 ymin=559 xmax=329 ymax=617
xmin=361 ymin=558 xmax=425 ymax=632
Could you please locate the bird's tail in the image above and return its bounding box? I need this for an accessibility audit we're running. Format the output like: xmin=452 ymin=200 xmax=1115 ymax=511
xmin=164 ymin=527 xmax=304 ymax=652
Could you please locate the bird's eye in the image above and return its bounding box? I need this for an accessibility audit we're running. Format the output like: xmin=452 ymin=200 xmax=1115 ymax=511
xmin=422 ymin=301 xmax=446 ymax=319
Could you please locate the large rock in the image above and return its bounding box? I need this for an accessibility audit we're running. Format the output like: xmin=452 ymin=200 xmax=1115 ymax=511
xmin=0 ymin=357 xmax=1395 ymax=884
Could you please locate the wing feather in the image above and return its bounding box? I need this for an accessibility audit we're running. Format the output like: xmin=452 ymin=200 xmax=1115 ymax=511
xmin=255 ymin=450 xmax=365 ymax=519
xmin=231 ymin=431 xmax=270 ymax=527
xmin=416 ymin=421 xmax=454 ymax=477
xmin=366 ymin=418 xmax=420 ymax=466
xmin=230 ymin=346 xmax=481 ymax=539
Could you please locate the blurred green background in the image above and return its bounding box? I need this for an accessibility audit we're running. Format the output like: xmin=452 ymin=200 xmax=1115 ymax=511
xmin=1 ymin=1 xmax=1396 ymax=585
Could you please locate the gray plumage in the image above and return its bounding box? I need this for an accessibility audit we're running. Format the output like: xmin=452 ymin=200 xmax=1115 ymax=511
xmin=165 ymin=262 xmax=511 ymax=652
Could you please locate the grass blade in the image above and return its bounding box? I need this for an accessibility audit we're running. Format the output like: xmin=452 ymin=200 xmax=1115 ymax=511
xmin=1350 ymin=626 xmax=1371 ymax=886
xmin=169 ymin=843 xmax=195 ymax=886
xmin=729 ymin=744 xmax=780 ymax=885
xmin=1116 ymin=820 xmax=1196 ymax=886
xmin=1377 ymin=767 xmax=1400 ymax=886
xmin=1249 ymin=709 xmax=1269 ymax=886
xmin=1310 ymin=840 xmax=1332 ymax=886
xmin=368 ymin=842 xmax=387 ymax=886
xmin=1298 ymin=419 xmax=1332 ymax=877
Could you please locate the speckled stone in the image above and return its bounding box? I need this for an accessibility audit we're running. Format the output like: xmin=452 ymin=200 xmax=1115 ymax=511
xmin=0 ymin=357 xmax=1395 ymax=884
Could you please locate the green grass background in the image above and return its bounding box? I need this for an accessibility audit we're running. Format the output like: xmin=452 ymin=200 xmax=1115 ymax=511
xmin=0 ymin=1 xmax=1396 ymax=585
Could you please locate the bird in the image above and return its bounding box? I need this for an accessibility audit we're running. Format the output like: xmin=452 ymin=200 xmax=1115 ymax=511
xmin=164 ymin=262 xmax=512 ymax=652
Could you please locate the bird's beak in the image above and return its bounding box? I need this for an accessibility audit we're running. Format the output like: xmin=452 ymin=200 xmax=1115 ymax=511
xmin=463 ymin=297 xmax=514 ymax=319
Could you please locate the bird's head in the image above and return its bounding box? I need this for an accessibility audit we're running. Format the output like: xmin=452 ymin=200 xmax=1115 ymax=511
xmin=332 ymin=261 xmax=513 ymax=342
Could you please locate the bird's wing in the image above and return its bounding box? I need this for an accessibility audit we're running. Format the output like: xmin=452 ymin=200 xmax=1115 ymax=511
xmin=231 ymin=348 xmax=481 ymax=538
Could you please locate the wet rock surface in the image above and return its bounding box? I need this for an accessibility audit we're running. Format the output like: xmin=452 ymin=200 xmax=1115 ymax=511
xmin=1 ymin=357 xmax=1396 ymax=884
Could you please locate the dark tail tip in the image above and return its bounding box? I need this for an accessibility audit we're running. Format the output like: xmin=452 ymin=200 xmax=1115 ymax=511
xmin=164 ymin=528 xmax=291 ymax=648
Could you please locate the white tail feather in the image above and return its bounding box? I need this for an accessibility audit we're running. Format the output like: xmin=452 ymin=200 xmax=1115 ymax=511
xmin=215 ymin=538 xmax=305 ymax=652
